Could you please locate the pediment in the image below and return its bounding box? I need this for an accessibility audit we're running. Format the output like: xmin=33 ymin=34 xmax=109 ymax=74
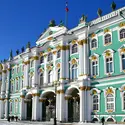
xmin=38 ymin=26 xmax=65 ymax=41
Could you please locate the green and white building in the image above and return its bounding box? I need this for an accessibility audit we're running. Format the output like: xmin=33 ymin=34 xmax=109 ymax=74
xmin=0 ymin=5 xmax=125 ymax=124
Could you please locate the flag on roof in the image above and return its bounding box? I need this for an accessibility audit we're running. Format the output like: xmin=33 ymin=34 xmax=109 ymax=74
xmin=65 ymin=1 xmax=69 ymax=12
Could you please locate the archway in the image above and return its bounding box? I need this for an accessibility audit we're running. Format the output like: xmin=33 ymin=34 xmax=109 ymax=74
xmin=107 ymin=118 xmax=115 ymax=123
xmin=66 ymin=87 xmax=80 ymax=122
xmin=92 ymin=118 xmax=99 ymax=123
xmin=25 ymin=94 xmax=32 ymax=120
xmin=41 ymin=91 xmax=55 ymax=121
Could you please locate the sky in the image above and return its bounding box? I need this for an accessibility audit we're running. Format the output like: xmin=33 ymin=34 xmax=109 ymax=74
xmin=0 ymin=0 xmax=124 ymax=61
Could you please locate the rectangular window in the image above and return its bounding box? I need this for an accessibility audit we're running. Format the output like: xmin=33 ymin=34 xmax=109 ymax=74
xmin=10 ymin=103 xmax=12 ymax=113
xmin=107 ymin=94 xmax=114 ymax=110
xmin=106 ymin=57 xmax=113 ymax=73
xmin=92 ymin=61 xmax=98 ymax=76
xmin=122 ymin=54 xmax=125 ymax=70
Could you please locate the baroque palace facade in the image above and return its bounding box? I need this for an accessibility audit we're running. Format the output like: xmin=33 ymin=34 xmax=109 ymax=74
xmin=0 ymin=5 xmax=125 ymax=123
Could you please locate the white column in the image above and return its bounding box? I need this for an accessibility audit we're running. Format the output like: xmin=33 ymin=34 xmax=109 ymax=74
xmin=59 ymin=87 xmax=65 ymax=122
xmin=33 ymin=94 xmax=40 ymax=120
xmin=78 ymin=43 xmax=84 ymax=76
xmin=24 ymin=102 xmax=27 ymax=120
xmin=20 ymin=96 xmax=25 ymax=120
xmin=24 ymin=61 xmax=30 ymax=87
xmin=79 ymin=86 xmax=85 ymax=123
xmin=56 ymin=90 xmax=60 ymax=121
xmin=32 ymin=97 xmax=34 ymax=120
xmin=39 ymin=101 xmax=42 ymax=121
xmin=65 ymin=45 xmax=69 ymax=79
xmin=83 ymin=41 xmax=88 ymax=75
xmin=44 ymin=56 xmax=48 ymax=84
xmin=0 ymin=100 xmax=4 ymax=119
xmin=32 ymin=56 xmax=39 ymax=87
xmin=5 ymin=99 xmax=8 ymax=119
xmin=53 ymin=52 xmax=57 ymax=82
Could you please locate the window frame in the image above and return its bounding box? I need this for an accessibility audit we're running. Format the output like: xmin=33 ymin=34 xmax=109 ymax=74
xmin=71 ymin=44 xmax=78 ymax=54
xmin=40 ymin=56 xmax=44 ymax=64
xmin=91 ymin=38 xmax=97 ymax=49
xmin=48 ymin=70 xmax=53 ymax=83
xmin=40 ymin=73 xmax=44 ymax=86
xmin=48 ymin=53 xmax=53 ymax=61
xmin=91 ymin=60 xmax=99 ymax=76
xmin=71 ymin=64 xmax=78 ymax=81
xmin=57 ymin=50 xmax=61 ymax=58
xmin=30 ymin=60 xmax=34 ymax=68
xmin=57 ymin=69 xmax=60 ymax=81
xmin=104 ymin=33 xmax=112 ymax=46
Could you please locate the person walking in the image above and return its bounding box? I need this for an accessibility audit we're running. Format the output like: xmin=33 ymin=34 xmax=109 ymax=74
xmin=101 ymin=117 xmax=105 ymax=125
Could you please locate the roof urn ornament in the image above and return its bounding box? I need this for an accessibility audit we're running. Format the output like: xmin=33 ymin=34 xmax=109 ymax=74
xmin=97 ymin=8 xmax=102 ymax=17
xmin=59 ymin=20 xmax=64 ymax=27
xmin=26 ymin=41 xmax=31 ymax=49
xmin=9 ymin=49 xmax=13 ymax=60
xmin=111 ymin=1 xmax=116 ymax=11
xmin=16 ymin=49 xmax=19 ymax=55
xmin=49 ymin=20 xmax=56 ymax=27
xmin=21 ymin=46 xmax=24 ymax=53
xmin=79 ymin=14 xmax=87 ymax=23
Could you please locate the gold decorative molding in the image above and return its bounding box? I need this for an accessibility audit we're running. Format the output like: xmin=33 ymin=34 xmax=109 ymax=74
xmin=106 ymin=88 xmax=114 ymax=95
xmin=53 ymin=51 xmax=57 ymax=55
xmin=56 ymin=90 xmax=60 ymax=94
xmin=40 ymin=52 xmax=43 ymax=56
xmin=0 ymin=72 xmax=2 ymax=75
xmin=2 ymin=70 xmax=7 ymax=73
xmin=120 ymin=48 xmax=125 ymax=54
xmin=91 ymin=55 xmax=97 ymax=61
xmin=59 ymin=90 xmax=65 ymax=94
xmin=119 ymin=22 xmax=125 ymax=27
xmin=32 ymin=93 xmax=40 ymax=97
xmin=60 ymin=78 xmax=67 ymax=80
xmin=65 ymin=96 xmax=72 ymax=100
xmin=23 ymin=60 xmax=30 ymax=65
xmin=33 ymin=56 xmax=39 ymax=60
xmin=0 ymin=98 xmax=4 ymax=101
xmin=48 ymin=37 xmax=53 ymax=41
xmin=47 ymin=65 xmax=52 ymax=71
xmin=92 ymin=90 xmax=97 ymax=94
xmin=43 ymin=54 xmax=47 ymax=57
xmin=71 ymin=40 xmax=77 ymax=45
xmin=93 ymin=75 xmax=96 ymax=79
xmin=105 ymin=50 xmax=111 ymax=57
xmin=39 ymin=98 xmax=46 ymax=102
xmin=107 ymin=109 xmax=113 ymax=113
xmin=104 ymin=28 xmax=110 ymax=33
xmin=56 ymin=45 xmax=61 ymax=50
xmin=47 ymin=48 xmax=52 ymax=52
xmin=78 ymin=39 xmax=87 ymax=45
xmin=20 ymin=95 xmax=25 ymax=98
xmin=56 ymin=63 xmax=60 ymax=68
xmin=79 ymin=86 xmax=91 ymax=91
xmin=71 ymin=59 xmax=77 ymax=65
xmin=4 ymin=98 xmax=9 ymax=100
xmin=7 ymin=68 xmax=11 ymax=71
xmin=91 ymin=33 xmax=96 ymax=38
xmin=60 ymin=45 xmax=69 ymax=50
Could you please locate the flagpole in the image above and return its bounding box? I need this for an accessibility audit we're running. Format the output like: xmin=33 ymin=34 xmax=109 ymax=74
xmin=65 ymin=1 xmax=69 ymax=28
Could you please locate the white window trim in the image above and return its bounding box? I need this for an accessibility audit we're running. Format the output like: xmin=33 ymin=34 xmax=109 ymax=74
xmin=69 ymin=58 xmax=78 ymax=81
xmin=30 ymin=60 xmax=34 ymax=68
xmin=89 ymin=53 xmax=99 ymax=77
xmin=119 ymin=85 xmax=125 ymax=112
xmin=91 ymin=88 xmax=101 ymax=112
xmin=103 ymin=32 xmax=112 ymax=46
xmin=56 ymin=50 xmax=61 ymax=59
xmin=118 ymin=44 xmax=125 ymax=72
xmin=40 ymin=56 xmax=44 ymax=64
xmin=90 ymin=35 xmax=98 ymax=50
xmin=47 ymin=70 xmax=53 ymax=84
xmin=118 ymin=26 xmax=125 ymax=42
xmin=39 ymin=72 xmax=44 ymax=87
xmin=102 ymin=49 xmax=114 ymax=75
xmin=9 ymin=102 xmax=12 ymax=113
xmin=70 ymin=43 xmax=78 ymax=55
xmin=103 ymin=87 xmax=116 ymax=113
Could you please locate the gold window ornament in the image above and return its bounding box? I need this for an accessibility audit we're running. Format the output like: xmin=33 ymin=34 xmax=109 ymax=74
xmin=56 ymin=63 xmax=60 ymax=68
xmin=120 ymin=48 xmax=125 ymax=54
xmin=104 ymin=28 xmax=110 ymax=33
xmin=92 ymin=90 xmax=97 ymax=95
xmin=105 ymin=51 xmax=111 ymax=57
xmin=91 ymin=55 xmax=97 ymax=60
xmin=91 ymin=33 xmax=96 ymax=38
xmin=119 ymin=22 xmax=125 ymax=27
xmin=47 ymin=48 xmax=52 ymax=52
xmin=71 ymin=40 xmax=77 ymax=45
xmin=106 ymin=88 xmax=114 ymax=95
xmin=71 ymin=59 xmax=77 ymax=65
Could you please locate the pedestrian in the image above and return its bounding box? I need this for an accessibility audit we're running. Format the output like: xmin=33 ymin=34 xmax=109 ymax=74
xmin=8 ymin=116 xmax=10 ymax=122
xmin=101 ymin=117 xmax=105 ymax=125
xmin=15 ymin=116 xmax=18 ymax=122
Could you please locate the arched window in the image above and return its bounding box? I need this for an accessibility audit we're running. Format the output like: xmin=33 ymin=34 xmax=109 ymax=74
xmin=107 ymin=94 xmax=114 ymax=110
xmin=40 ymin=73 xmax=44 ymax=86
xmin=11 ymin=83 xmax=13 ymax=93
xmin=40 ymin=56 xmax=44 ymax=64
xmin=72 ymin=64 xmax=78 ymax=80
xmin=31 ymin=60 xmax=34 ymax=67
xmin=57 ymin=69 xmax=60 ymax=81
xmin=105 ymin=34 xmax=111 ymax=44
xmin=91 ymin=39 xmax=97 ymax=49
xmin=123 ymin=93 xmax=125 ymax=110
xmin=93 ymin=95 xmax=99 ymax=110
xmin=48 ymin=53 xmax=53 ymax=61
xmin=48 ymin=70 xmax=53 ymax=83
xmin=92 ymin=60 xmax=98 ymax=76
xmin=120 ymin=29 xmax=125 ymax=39
xmin=106 ymin=57 xmax=113 ymax=73
xmin=72 ymin=44 xmax=78 ymax=54
xmin=107 ymin=118 xmax=114 ymax=122
xmin=121 ymin=54 xmax=125 ymax=70
xmin=21 ymin=79 xmax=24 ymax=89
xmin=57 ymin=50 xmax=61 ymax=58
